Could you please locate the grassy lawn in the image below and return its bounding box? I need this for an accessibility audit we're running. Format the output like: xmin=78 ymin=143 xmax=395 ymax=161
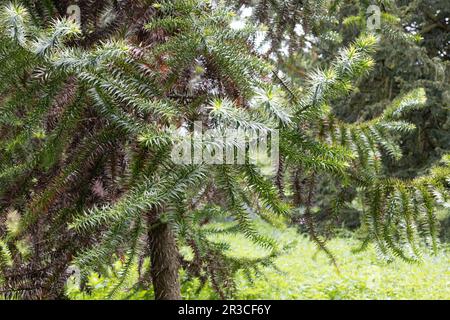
xmin=224 ymin=227 xmax=450 ymax=299
xmin=68 ymin=221 xmax=450 ymax=300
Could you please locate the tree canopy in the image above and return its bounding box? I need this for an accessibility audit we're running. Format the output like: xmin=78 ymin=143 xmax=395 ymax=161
xmin=0 ymin=0 xmax=448 ymax=300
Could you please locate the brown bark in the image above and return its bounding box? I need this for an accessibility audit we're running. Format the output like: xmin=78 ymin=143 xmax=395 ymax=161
xmin=275 ymin=155 xmax=285 ymax=199
xmin=148 ymin=222 xmax=182 ymax=300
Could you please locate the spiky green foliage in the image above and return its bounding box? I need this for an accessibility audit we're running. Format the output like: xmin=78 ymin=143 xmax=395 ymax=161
xmin=0 ymin=0 xmax=448 ymax=300
xmin=0 ymin=0 xmax=289 ymax=299
xmin=267 ymin=32 xmax=448 ymax=263
xmin=327 ymin=0 xmax=450 ymax=176
xmin=0 ymin=239 xmax=12 ymax=269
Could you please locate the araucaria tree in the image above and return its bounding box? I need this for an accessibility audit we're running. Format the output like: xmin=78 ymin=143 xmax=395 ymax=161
xmin=0 ymin=0 xmax=448 ymax=300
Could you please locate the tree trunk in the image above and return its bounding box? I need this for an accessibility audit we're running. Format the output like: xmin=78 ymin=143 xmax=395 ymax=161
xmin=148 ymin=222 xmax=182 ymax=300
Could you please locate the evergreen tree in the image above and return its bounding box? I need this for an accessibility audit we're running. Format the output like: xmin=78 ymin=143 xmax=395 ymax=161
xmin=0 ymin=0 xmax=288 ymax=299
xmin=0 ymin=0 xmax=448 ymax=300
xmin=230 ymin=0 xmax=449 ymax=244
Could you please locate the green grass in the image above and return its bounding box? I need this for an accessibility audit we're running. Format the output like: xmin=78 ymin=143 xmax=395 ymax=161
xmin=225 ymin=230 xmax=449 ymax=299
xmin=67 ymin=221 xmax=450 ymax=300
